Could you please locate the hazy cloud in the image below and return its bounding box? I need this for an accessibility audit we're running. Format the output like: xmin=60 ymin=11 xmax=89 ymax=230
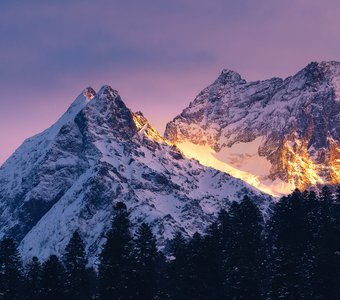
xmin=1 ymin=0 xmax=340 ymax=163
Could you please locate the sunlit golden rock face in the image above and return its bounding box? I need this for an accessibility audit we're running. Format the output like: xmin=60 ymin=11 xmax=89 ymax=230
xmin=171 ymin=135 xmax=339 ymax=197
xmin=165 ymin=61 xmax=340 ymax=196
xmin=132 ymin=111 xmax=172 ymax=145
xmin=277 ymin=137 xmax=324 ymax=190
xmin=272 ymin=132 xmax=340 ymax=191
xmin=327 ymin=140 xmax=340 ymax=185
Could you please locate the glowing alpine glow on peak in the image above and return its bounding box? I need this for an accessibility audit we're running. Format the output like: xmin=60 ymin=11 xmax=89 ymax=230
xmin=132 ymin=112 xmax=173 ymax=145
xmin=83 ymin=87 xmax=96 ymax=100
xmin=176 ymin=141 xmax=293 ymax=197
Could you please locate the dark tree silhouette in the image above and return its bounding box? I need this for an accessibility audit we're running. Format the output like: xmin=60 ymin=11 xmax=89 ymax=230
xmin=64 ymin=231 xmax=92 ymax=300
xmin=169 ymin=231 xmax=189 ymax=300
xmin=0 ymin=187 xmax=340 ymax=300
xmin=98 ymin=202 xmax=134 ymax=300
xmin=267 ymin=190 xmax=311 ymax=299
xmin=227 ymin=196 xmax=263 ymax=300
xmin=40 ymin=255 xmax=66 ymax=300
xmin=0 ymin=238 xmax=23 ymax=300
xmin=185 ymin=232 xmax=207 ymax=300
xmin=133 ymin=223 xmax=159 ymax=299
xmin=24 ymin=256 xmax=41 ymax=300
xmin=310 ymin=187 xmax=340 ymax=299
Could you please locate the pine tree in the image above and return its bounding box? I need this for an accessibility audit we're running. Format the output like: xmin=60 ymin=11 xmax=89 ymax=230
xmin=169 ymin=231 xmax=189 ymax=300
xmin=334 ymin=185 xmax=340 ymax=224
xmin=133 ymin=223 xmax=159 ymax=300
xmin=185 ymin=232 xmax=207 ymax=300
xmin=217 ymin=208 xmax=233 ymax=299
xmin=227 ymin=196 xmax=263 ymax=300
xmin=40 ymin=255 xmax=66 ymax=300
xmin=217 ymin=209 xmax=232 ymax=254
xmin=98 ymin=202 xmax=134 ymax=300
xmin=309 ymin=187 xmax=340 ymax=299
xmin=201 ymin=210 xmax=232 ymax=300
xmin=0 ymin=237 xmax=23 ymax=300
xmin=24 ymin=256 xmax=41 ymax=300
xmin=153 ymin=251 xmax=169 ymax=300
xmin=86 ymin=267 xmax=98 ymax=300
xmin=320 ymin=185 xmax=333 ymax=204
xmin=267 ymin=190 xmax=311 ymax=299
xmin=64 ymin=231 xmax=92 ymax=300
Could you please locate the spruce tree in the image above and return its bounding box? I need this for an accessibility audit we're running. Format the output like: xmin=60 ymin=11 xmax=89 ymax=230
xmin=267 ymin=190 xmax=311 ymax=299
xmin=217 ymin=208 xmax=233 ymax=299
xmin=169 ymin=231 xmax=189 ymax=300
xmin=227 ymin=196 xmax=263 ymax=300
xmin=201 ymin=210 xmax=232 ymax=300
xmin=40 ymin=255 xmax=66 ymax=300
xmin=64 ymin=231 xmax=92 ymax=300
xmin=98 ymin=202 xmax=134 ymax=300
xmin=24 ymin=256 xmax=41 ymax=300
xmin=309 ymin=188 xmax=340 ymax=299
xmin=217 ymin=209 xmax=232 ymax=254
xmin=185 ymin=232 xmax=207 ymax=300
xmin=154 ymin=251 xmax=170 ymax=299
xmin=333 ymin=185 xmax=340 ymax=225
xmin=0 ymin=237 xmax=23 ymax=300
xmin=133 ymin=223 xmax=159 ymax=300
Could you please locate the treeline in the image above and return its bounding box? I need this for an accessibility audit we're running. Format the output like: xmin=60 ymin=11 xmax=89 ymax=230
xmin=0 ymin=187 xmax=340 ymax=299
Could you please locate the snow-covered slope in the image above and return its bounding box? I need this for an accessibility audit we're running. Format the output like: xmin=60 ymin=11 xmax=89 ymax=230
xmin=165 ymin=61 xmax=340 ymax=196
xmin=0 ymin=86 xmax=271 ymax=265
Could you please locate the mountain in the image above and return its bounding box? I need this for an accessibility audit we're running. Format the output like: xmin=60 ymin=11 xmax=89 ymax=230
xmin=0 ymin=85 xmax=271 ymax=264
xmin=165 ymin=61 xmax=340 ymax=196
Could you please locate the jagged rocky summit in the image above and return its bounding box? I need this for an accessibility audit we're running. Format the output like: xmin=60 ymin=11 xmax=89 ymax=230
xmin=165 ymin=61 xmax=340 ymax=196
xmin=0 ymin=85 xmax=271 ymax=265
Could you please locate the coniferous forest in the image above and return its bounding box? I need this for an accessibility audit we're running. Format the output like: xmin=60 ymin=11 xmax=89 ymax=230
xmin=1 ymin=186 xmax=340 ymax=300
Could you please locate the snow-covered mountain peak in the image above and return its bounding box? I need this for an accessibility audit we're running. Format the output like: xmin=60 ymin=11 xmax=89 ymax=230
xmin=0 ymin=87 xmax=271 ymax=263
xmin=296 ymin=61 xmax=340 ymax=84
xmin=66 ymin=90 xmax=92 ymax=116
xmin=165 ymin=61 xmax=340 ymax=196
xmin=215 ymin=69 xmax=245 ymax=85
xmin=97 ymin=85 xmax=119 ymax=99
xmin=81 ymin=86 xmax=137 ymax=141
xmin=311 ymin=60 xmax=340 ymax=71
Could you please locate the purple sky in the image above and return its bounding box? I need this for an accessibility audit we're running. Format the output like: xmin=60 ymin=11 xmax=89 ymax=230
xmin=1 ymin=0 xmax=340 ymax=164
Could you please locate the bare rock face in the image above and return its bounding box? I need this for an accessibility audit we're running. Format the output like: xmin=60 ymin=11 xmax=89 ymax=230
xmin=83 ymin=87 xmax=96 ymax=100
xmin=0 ymin=86 xmax=271 ymax=265
xmin=165 ymin=61 xmax=340 ymax=195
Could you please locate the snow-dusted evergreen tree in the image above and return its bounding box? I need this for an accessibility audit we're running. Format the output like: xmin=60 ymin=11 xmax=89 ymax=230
xmin=98 ymin=202 xmax=134 ymax=300
xmin=24 ymin=256 xmax=41 ymax=300
xmin=133 ymin=223 xmax=159 ymax=299
xmin=64 ymin=231 xmax=92 ymax=300
xmin=0 ymin=238 xmax=23 ymax=300
xmin=40 ymin=255 xmax=66 ymax=300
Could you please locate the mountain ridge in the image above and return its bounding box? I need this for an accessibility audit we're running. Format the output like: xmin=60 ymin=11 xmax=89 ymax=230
xmin=165 ymin=61 xmax=340 ymax=196
xmin=0 ymin=85 xmax=271 ymax=265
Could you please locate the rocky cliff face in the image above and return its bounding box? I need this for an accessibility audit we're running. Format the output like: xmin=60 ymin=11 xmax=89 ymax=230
xmin=165 ymin=61 xmax=340 ymax=196
xmin=0 ymin=86 xmax=271 ymax=265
